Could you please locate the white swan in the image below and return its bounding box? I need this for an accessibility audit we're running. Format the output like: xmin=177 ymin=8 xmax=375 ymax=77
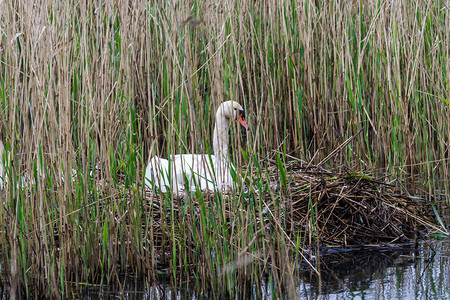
xmin=145 ymin=100 xmax=249 ymax=194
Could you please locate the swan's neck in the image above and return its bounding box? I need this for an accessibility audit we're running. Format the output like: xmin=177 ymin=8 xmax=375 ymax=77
xmin=213 ymin=112 xmax=229 ymax=162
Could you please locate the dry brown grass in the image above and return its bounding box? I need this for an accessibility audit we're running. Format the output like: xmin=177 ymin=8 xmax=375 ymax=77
xmin=0 ymin=0 xmax=448 ymax=297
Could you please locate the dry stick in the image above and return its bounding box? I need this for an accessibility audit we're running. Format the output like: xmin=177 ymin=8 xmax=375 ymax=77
xmin=381 ymin=200 xmax=447 ymax=235
xmin=44 ymin=194 xmax=117 ymax=228
xmin=441 ymin=0 xmax=450 ymax=12
xmin=315 ymin=127 xmax=365 ymax=169
xmin=305 ymin=148 xmax=323 ymax=170
xmin=261 ymin=199 xmax=320 ymax=275
xmin=318 ymin=185 xmax=346 ymax=238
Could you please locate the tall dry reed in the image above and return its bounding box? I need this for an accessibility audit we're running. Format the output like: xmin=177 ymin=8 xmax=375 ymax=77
xmin=0 ymin=0 xmax=448 ymax=297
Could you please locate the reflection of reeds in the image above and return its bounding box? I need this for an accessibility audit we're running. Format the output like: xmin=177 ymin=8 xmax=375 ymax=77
xmin=0 ymin=0 xmax=448 ymax=298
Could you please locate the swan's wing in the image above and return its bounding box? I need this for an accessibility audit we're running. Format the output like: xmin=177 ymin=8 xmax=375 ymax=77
xmin=170 ymin=154 xmax=217 ymax=191
xmin=145 ymin=156 xmax=187 ymax=193
xmin=145 ymin=156 xmax=171 ymax=192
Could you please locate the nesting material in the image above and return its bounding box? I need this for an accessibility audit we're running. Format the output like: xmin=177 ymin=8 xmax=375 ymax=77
xmin=249 ymin=162 xmax=442 ymax=246
xmin=146 ymin=161 xmax=442 ymax=248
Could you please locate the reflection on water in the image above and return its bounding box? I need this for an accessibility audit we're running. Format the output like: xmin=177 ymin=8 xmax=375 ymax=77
xmin=300 ymin=241 xmax=449 ymax=300
xmin=80 ymin=240 xmax=449 ymax=299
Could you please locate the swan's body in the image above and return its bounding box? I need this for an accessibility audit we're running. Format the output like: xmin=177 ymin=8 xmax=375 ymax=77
xmin=145 ymin=100 xmax=248 ymax=193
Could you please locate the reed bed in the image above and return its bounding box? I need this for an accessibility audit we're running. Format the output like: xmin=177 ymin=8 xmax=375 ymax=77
xmin=0 ymin=0 xmax=449 ymax=298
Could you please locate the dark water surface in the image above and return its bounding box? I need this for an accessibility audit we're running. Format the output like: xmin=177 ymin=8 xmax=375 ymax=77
xmin=79 ymin=240 xmax=449 ymax=299
xmin=299 ymin=240 xmax=449 ymax=299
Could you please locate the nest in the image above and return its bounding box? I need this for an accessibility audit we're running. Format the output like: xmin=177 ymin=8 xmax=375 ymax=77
xmin=143 ymin=162 xmax=442 ymax=250
xmin=249 ymin=162 xmax=442 ymax=246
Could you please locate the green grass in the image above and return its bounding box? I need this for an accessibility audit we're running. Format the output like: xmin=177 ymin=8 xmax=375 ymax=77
xmin=0 ymin=0 xmax=449 ymax=298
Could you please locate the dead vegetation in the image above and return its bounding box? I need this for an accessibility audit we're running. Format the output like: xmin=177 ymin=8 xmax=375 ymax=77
xmin=145 ymin=161 xmax=442 ymax=254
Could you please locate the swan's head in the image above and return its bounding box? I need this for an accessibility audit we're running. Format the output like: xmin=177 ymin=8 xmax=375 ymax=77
xmin=217 ymin=100 xmax=249 ymax=130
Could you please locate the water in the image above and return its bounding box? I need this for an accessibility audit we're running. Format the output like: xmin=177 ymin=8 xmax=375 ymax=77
xmin=80 ymin=240 xmax=449 ymax=299
xmin=300 ymin=241 xmax=449 ymax=299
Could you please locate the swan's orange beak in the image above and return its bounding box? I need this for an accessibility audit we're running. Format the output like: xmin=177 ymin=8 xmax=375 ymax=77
xmin=238 ymin=113 xmax=249 ymax=130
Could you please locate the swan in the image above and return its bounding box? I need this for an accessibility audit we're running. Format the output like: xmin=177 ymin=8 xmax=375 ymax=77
xmin=145 ymin=100 xmax=249 ymax=194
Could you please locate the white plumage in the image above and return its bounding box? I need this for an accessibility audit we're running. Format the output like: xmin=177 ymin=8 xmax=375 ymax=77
xmin=145 ymin=100 xmax=248 ymax=194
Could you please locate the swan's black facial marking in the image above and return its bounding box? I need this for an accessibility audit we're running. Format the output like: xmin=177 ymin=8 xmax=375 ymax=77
xmin=233 ymin=108 xmax=246 ymax=119
xmin=238 ymin=109 xmax=245 ymax=120
xmin=234 ymin=108 xmax=249 ymax=130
